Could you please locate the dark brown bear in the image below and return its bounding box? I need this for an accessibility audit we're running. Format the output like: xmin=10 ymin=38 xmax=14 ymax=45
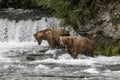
xmin=34 ymin=28 xmax=69 ymax=48
xmin=59 ymin=36 xmax=94 ymax=59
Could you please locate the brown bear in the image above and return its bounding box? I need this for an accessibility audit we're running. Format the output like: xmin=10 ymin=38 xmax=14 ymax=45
xmin=59 ymin=36 xmax=94 ymax=59
xmin=33 ymin=28 xmax=69 ymax=48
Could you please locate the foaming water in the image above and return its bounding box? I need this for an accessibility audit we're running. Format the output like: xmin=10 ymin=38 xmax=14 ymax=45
xmin=0 ymin=18 xmax=59 ymax=42
xmin=0 ymin=41 xmax=120 ymax=79
xmin=32 ymin=54 xmax=120 ymax=66
xmin=0 ymin=18 xmax=76 ymax=42
xmin=0 ymin=41 xmax=120 ymax=66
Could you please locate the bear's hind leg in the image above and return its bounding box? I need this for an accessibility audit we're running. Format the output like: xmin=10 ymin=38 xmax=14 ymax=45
xmin=71 ymin=51 xmax=78 ymax=59
xmin=84 ymin=51 xmax=94 ymax=57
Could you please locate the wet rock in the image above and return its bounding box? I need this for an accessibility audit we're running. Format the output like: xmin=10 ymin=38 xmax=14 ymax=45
xmin=26 ymin=54 xmax=54 ymax=61
xmin=105 ymin=64 xmax=120 ymax=71
xmin=78 ymin=5 xmax=120 ymax=40
xmin=26 ymin=56 xmax=35 ymax=61
xmin=0 ymin=8 xmax=53 ymax=20
xmin=26 ymin=49 xmax=65 ymax=61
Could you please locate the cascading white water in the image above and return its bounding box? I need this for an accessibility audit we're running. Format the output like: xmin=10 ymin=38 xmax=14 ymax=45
xmin=0 ymin=17 xmax=61 ymax=42
xmin=0 ymin=17 xmax=77 ymax=42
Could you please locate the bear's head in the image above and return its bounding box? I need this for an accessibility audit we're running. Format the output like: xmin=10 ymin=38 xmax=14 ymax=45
xmin=33 ymin=31 xmax=43 ymax=45
xmin=59 ymin=36 xmax=71 ymax=47
xmin=59 ymin=36 xmax=78 ymax=47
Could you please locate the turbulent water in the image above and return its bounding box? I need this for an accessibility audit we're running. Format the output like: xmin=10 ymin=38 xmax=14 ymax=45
xmin=1 ymin=42 xmax=120 ymax=80
xmin=0 ymin=8 xmax=120 ymax=80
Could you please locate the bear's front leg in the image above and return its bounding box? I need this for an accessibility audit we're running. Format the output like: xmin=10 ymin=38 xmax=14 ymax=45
xmin=84 ymin=50 xmax=94 ymax=57
xmin=65 ymin=46 xmax=68 ymax=52
xmin=71 ymin=49 xmax=78 ymax=59
xmin=47 ymin=39 xmax=57 ymax=49
xmin=65 ymin=46 xmax=71 ymax=53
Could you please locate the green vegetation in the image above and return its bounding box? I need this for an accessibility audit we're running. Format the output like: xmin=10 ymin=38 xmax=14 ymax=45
xmin=94 ymin=38 xmax=120 ymax=56
xmin=0 ymin=0 xmax=35 ymax=8
xmin=0 ymin=0 xmax=120 ymax=28
xmin=33 ymin=0 xmax=120 ymax=30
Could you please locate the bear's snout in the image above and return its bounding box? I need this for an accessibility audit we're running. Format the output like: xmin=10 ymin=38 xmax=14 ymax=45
xmin=38 ymin=40 xmax=42 ymax=45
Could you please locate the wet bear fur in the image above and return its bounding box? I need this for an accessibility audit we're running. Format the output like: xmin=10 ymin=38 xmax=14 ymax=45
xmin=34 ymin=28 xmax=70 ymax=48
xmin=59 ymin=36 xmax=94 ymax=59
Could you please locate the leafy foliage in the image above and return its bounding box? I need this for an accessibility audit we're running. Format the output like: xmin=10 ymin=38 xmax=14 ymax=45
xmin=33 ymin=0 xmax=120 ymax=30
xmin=94 ymin=38 xmax=120 ymax=56
xmin=0 ymin=0 xmax=119 ymax=29
xmin=0 ymin=0 xmax=36 ymax=8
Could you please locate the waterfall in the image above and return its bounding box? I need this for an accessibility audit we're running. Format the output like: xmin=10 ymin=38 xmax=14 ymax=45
xmin=0 ymin=17 xmax=77 ymax=42
xmin=0 ymin=8 xmax=77 ymax=42
xmin=0 ymin=17 xmax=62 ymax=42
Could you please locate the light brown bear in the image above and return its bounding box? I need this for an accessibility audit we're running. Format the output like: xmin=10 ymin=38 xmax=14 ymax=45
xmin=33 ymin=28 xmax=69 ymax=48
xmin=59 ymin=36 xmax=94 ymax=59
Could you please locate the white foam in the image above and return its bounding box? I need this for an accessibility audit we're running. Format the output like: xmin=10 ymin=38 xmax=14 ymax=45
xmin=0 ymin=41 xmax=120 ymax=67
xmin=35 ymin=64 xmax=49 ymax=70
xmin=3 ymin=64 xmax=10 ymax=69
xmin=32 ymin=58 xmax=94 ymax=66
xmin=82 ymin=68 xmax=99 ymax=74
xmin=102 ymin=70 xmax=120 ymax=78
xmin=91 ymin=56 xmax=120 ymax=65
xmin=0 ymin=53 xmax=12 ymax=62
xmin=58 ymin=54 xmax=73 ymax=59
xmin=45 ymin=49 xmax=57 ymax=54
xmin=30 ymin=53 xmax=120 ymax=67
xmin=34 ymin=64 xmax=50 ymax=73
xmin=0 ymin=41 xmax=37 ymax=62
xmin=51 ymin=67 xmax=64 ymax=71
xmin=0 ymin=41 xmax=36 ymax=49
xmin=40 ymin=40 xmax=49 ymax=47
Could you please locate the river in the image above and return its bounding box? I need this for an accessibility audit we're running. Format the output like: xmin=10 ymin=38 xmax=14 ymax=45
xmin=0 ymin=8 xmax=120 ymax=80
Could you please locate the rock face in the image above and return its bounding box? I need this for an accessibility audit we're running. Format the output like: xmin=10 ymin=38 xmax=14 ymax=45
xmin=78 ymin=4 xmax=120 ymax=40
